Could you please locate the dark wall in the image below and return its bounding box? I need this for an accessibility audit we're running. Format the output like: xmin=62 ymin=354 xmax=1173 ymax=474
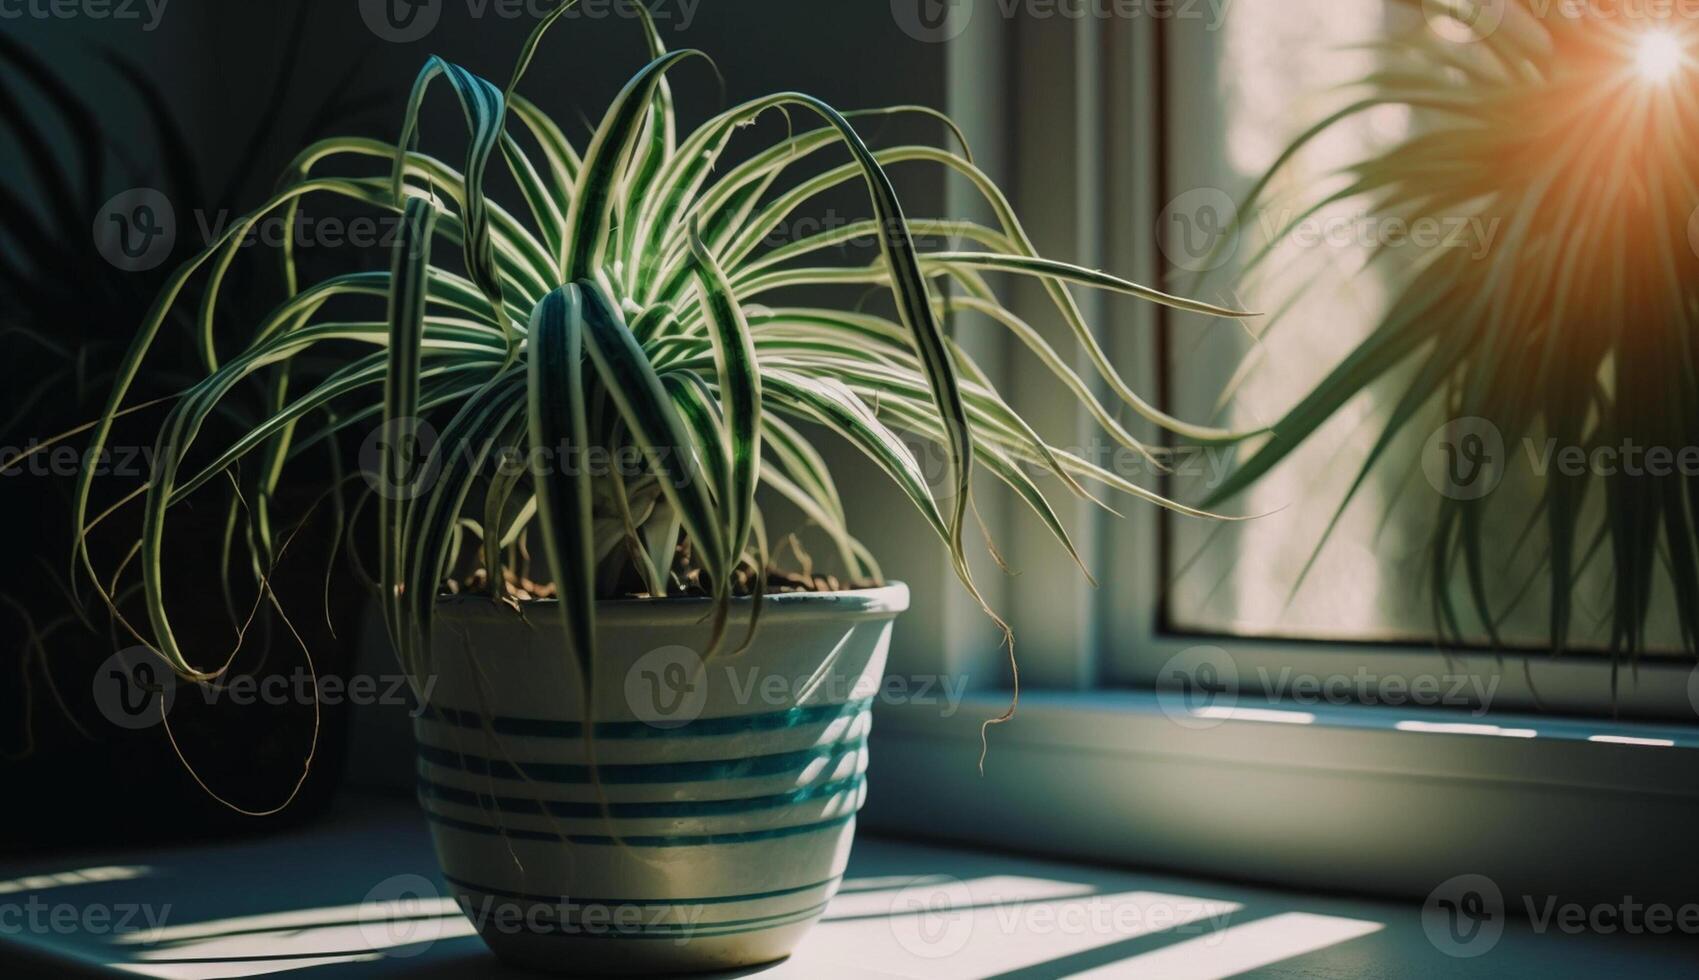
xmin=1 ymin=1 xmax=948 ymax=221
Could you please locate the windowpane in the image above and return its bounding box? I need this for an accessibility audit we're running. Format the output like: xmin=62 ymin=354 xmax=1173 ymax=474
xmin=1159 ymin=0 xmax=1684 ymax=651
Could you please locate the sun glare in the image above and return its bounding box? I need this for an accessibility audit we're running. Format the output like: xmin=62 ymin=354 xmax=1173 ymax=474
xmin=1636 ymin=31 xmax=1685 ymax=83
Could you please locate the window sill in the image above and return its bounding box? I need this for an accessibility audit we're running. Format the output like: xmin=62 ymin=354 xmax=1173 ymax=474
xmin=864 ymin=691 xmax=1699 ymax=912
xmin=2 ymin=791 xmax=1693 ymax=978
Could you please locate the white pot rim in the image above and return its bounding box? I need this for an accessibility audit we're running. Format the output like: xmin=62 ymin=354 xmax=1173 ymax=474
xmin=434 ymin=581 xmax=910 ymax=627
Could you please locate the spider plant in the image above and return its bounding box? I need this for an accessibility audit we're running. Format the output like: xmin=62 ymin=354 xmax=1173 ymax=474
xmin=1206 ymin=0 xmax=1699 ymax=659
xmin=76 ymin=4 xmax=1250 ymax=717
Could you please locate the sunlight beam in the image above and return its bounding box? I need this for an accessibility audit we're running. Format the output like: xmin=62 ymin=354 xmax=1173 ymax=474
xmin=1637 ymin=31 xmax=1684 ymax=83
xmin=1071 ymin=912 xmax=1384 ymax=980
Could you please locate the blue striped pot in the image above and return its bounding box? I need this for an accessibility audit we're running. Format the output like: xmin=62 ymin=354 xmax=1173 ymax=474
xmin=413 ymin=583 xmax=908 ymax=974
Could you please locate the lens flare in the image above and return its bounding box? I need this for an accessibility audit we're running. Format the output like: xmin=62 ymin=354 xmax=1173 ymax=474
xmin=1637 ymin=31 xmax=1684 ymax=83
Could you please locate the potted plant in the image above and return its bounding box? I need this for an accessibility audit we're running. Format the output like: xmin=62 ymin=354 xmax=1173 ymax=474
xmin=74 ymin=6 xmax=1248 ymax=972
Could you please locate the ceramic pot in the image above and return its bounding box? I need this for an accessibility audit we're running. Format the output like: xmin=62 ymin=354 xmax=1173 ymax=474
xmin=413 ymin=584 xmax=908 ymax=974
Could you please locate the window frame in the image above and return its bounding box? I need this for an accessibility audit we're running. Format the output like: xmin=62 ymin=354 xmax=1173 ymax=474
xmin=1098 ymin=4 xmax=1694 ymax=722
xmin=924 ymin=2 xmax=1696 ymax=722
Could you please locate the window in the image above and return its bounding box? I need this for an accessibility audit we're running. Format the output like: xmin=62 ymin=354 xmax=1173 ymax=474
xmin=1089 ymin=0 xmax=1696 ymax=719
xmin=864 ymin=0 xmax=1698 ymax=910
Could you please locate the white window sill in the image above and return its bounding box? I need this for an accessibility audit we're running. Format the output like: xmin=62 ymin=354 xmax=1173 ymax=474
xmin=864 ymin=692 xmax=1699 ymax=915
xmin=1 ymin=791 xmax=1693 ymax=978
